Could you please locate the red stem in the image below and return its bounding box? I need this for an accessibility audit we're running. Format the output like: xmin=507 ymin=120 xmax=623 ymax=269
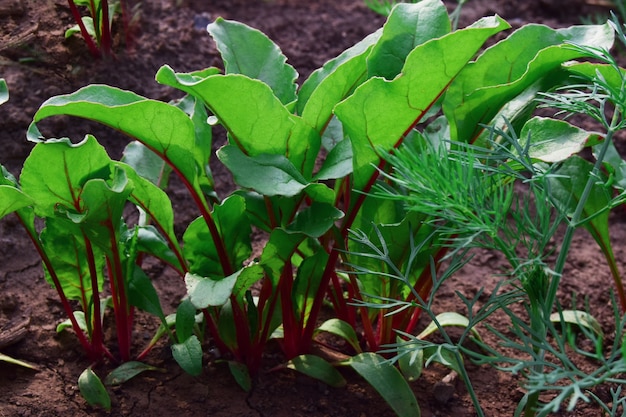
xmin=107 ymin=220 xmax=132 ymax=361
xmin=83 ymin=234 xmax=105 ymax=357
xmin=100 ymin=0 xmax=112 ymax=55
xmin=67 ymin=0 xmax=101 ymax=58
xmin=18 ymin=215 xmax=98 ymax=360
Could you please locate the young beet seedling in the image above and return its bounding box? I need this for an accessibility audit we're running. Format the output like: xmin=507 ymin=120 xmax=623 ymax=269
xmin=66 ymin=0 xmax=139 ymax=58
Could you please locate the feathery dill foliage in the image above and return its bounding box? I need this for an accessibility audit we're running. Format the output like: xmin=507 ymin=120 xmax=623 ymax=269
xmin=370 ymin=16 xmax=626 ymax=416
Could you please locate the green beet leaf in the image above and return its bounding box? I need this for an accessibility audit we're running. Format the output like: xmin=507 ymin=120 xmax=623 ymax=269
xmin=315 ymin=318 xmax=362 ymax=353
xmin=104 ymin=361 xmax=164 ymax=386
xmin=185 ymin=271 xmax=239 ymax=309
xmin=519 ymin=117 xmax=601 ymax=163
xmin=172 ymin=335 xmax=203 ymax=376
xmin=207 ymin=17 xmax=298 ymax=105
xmin=343 ymin=352 xmax=420 ymax=417
xmin=28 ymin=85 xmax=204 ymax=202
xmin=175 ymin=298 xmax=198 ymax=342
xmin=78 ymin=368 xmax=111 ymax=411
xmin=286 ymin=355 xmax=347 ymax=388
xmin=183 ymin=195 xmax=251 ymax=277
xmin=20 ymin=136 xmax=112 ymax=219
xmin=335 ymin=15 xmax=510 ymax=190
xmin=0 ymin=186 xmax=33 ymax=219
xmin=367 ymin=0 xmax=450 ymax=80
xmin=444 ymin=22 xmax=614 ymax=143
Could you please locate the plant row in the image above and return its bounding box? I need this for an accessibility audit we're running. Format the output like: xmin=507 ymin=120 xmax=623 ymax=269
xmin=3 ymin=1 xmax=626 ymax=415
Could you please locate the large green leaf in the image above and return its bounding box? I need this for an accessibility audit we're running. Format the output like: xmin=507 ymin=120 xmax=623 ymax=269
xmin=297 ymin=31 xmax=380 ymax=131
xmin=185 ymin=271 xmax=239 ymax=309
xmin=207 ymin=17 xmax=298 ymax=105
xmin=183 ymin=195 xmax=251 ymax=277
xmin=335 ymin=15 xmax=510 ymax=190
xmin=28 ymin=85 xmax=204 ymax=203
xmin=40 ymin=217 xmax=105 ymax=302
xmin=343 ymin=352 xmax=420 ymax=417
xmin=20 ymin=136 xmax=112 ymax=218
xmin=444 ymin=23 xmax=614 ymax=143
xmin=156 ymin=67 xmax=294 ymax=157
xmin=367 ymin=0 xmax=450 ymax=80
xmin=217 ymin=145 xmax=309 ymax=197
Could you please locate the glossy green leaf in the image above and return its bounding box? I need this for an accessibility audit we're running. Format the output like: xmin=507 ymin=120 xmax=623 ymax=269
xmin=156 ymin=67 xmax=294 ymax=158
xmin=315 ymin=319 xmax=362 ymax=353
xmin=104 ymin=361 xmax=164 ymax=386
xmin=56 ymin=311 xmax=88 ymax=333
xmin=175 ymin=298 xmax=197 ymax=342
xmin=28 ymin=85 xmax=203 ymax=200
xmin=444 ymin=23 xmax=614 ymax=142
xmin=20 ymin=136 xmax=112 ymax=219
xmin=78 ymin=368 xmax=111 ymax=411
xmin=207 ymin=17 xmax=298 ymax=105
xmin=286 ymin=355 xmax=347 ymax=388
xmin=313 ymin=138 xmax=353 ymax=180
xmin=335 ymin=15 xmax=510 ymax=189
xmin=367 ymin=0 xmax=450 ymax=79
xmin=183 ymin=195 xmax=251 ymax=277
xmin=128 ymin=267 xmax=166 ymax=321
xmin=122 ymin=141 xmax=172 ymax=189
xmin=217 ymin=145 xmax=309 ymax=197
xmin=343 ymin=352 xmax=420 ymax=417
xmin=41 ymin=218 xmax=104 ymax=302
xmin=520 ymin=117 xmax=601 ymax=163
xmin=286 ymin=202 xmax=343 ymax=238
xmin=228 ymin=361 xmax=252 ymax=392
xmin=172 ymin=335 xmax=203 ymax=376
xmin=0 ymin=186 xmax=33 ymax=219
xmin=130 ymin=225 xmax=183 ymax=273
xmin=185 ymin=271 xmax=238 ymax=309
xmin=299 ymin=32 xmax=379 ymax=133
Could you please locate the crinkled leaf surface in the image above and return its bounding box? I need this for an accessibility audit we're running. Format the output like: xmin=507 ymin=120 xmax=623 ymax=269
xmin=335 ymin=15 xmax=510 ymax=189
xmin=444 ymin=23 xmax=614 ymax=142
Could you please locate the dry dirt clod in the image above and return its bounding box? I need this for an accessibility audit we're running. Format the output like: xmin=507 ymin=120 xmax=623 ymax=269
xmin=433 ymin=371 xmax=458 ymax=404
xmin=0 ymin=316 xmax=30 ymax=349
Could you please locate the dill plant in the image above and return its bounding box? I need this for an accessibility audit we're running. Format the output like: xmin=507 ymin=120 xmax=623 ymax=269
xmin=361 ymin=16 xmax=626 ymax=416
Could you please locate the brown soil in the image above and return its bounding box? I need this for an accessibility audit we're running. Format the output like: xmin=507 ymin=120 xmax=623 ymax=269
xmin=0 ymin=0 xmax=624 ymax=416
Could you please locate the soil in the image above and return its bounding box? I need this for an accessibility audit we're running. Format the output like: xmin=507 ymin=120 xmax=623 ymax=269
xmin=0 ymin=0 xmax=624 ymax=416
